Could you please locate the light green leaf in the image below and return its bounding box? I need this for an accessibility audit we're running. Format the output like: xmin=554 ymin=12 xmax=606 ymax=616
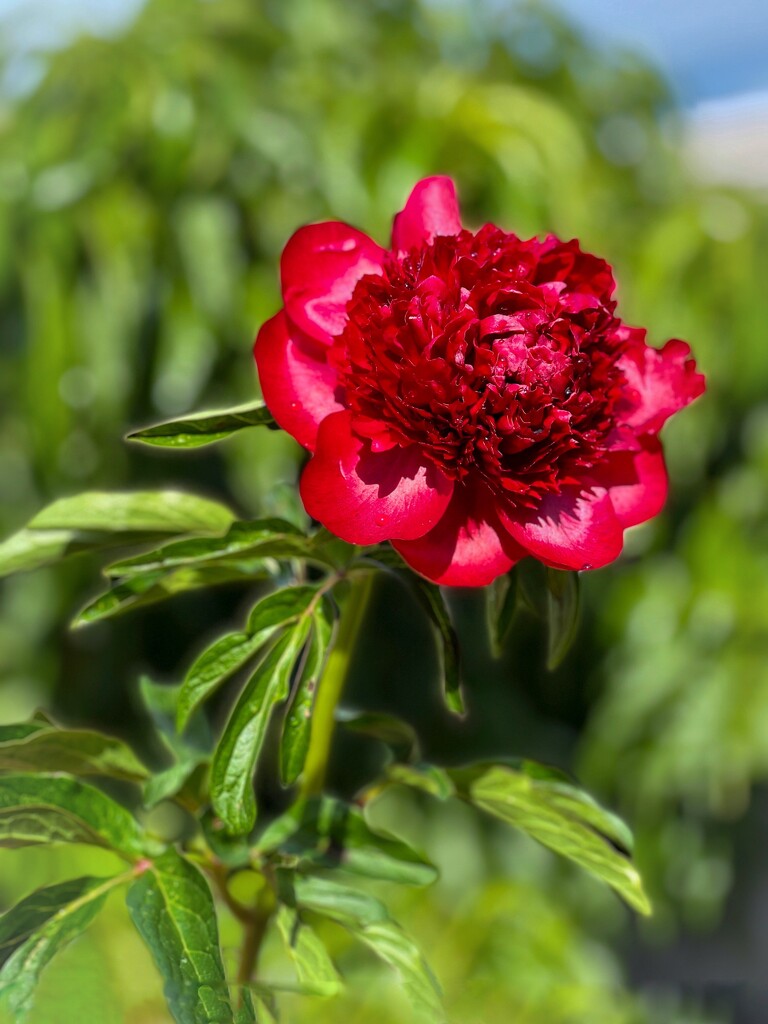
xmin=0 ymin=774 xmax=149 ymax=859
xmin=178 ymin=585 xmax=319 ymax=731
xmin=30 ymin=490 xmax=234 ymax=535
xmin=0 ymin=529 xmax=78 ymax=580
xmin=127 ymin=401 xmax=276 ymax=448
xmin=275 ymin=905 xmax=342 ymax=996
xmin=453 ymin=763 xmax=650 ymax=915
xmin=0 ymin=875 xmax=118 ymax=1021
xmin=211 ymin=616 xmax=313 ymax=834
xmin=545 ymin=568 xmax=580 ymax=669
xmin=0 ymin=725 xmax=148 ymax=781
xmin=386 ymin=763 xmax=456 ymax=801
xmin=105 ymin=518 xmax=309 ymax=578
xmin=280 ymin=598 xmax=335 ymax=786
xmin=290 ymin=876 xmax=443 ymax=1020
xmin=126 ymin=850 xmax=234 ymax=1024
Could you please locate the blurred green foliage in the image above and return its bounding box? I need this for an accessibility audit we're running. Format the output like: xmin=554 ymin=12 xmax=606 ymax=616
xmin=1 ymin=0 xmax=765 ymax=1020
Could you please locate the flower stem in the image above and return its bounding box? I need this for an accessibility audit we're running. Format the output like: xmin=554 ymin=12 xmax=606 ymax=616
xmin=300 ymin=572 xmax=374 ymax=799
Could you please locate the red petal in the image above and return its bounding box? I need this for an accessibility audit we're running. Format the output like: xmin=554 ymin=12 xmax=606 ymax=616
xmin=281 ymin=222 xmax=387 ymax=344
xmin=300 ymin=411 xmax=453 ymax=544
xmin=597 ymin=440 xmax=669 ymax=529
xmin=253 ymin=312 xmax=343 ymax=452
xmin=618 ymin=338 xmax=705 ymax=434
xmin=394 ymin=480 xmax=525 ymax=586
xmin=392 ymin=176 xmax=462 ymax=254
xmin=499 ymin=487 xmax=623 ymax=571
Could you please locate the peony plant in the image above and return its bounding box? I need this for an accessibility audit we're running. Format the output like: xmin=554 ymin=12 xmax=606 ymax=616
xmin=0 ymin=178 xmax=702 ymax=1023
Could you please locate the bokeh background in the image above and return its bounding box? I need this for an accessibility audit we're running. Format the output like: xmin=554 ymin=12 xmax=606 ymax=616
xmin=1 ymin=0 xmax=767 ymax=1021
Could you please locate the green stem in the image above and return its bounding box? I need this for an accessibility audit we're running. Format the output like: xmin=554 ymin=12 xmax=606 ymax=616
xmin=300 ymin=572 xmax=374 ymax=798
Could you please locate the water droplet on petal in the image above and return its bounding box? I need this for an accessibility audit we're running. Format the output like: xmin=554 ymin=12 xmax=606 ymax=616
xmin=375 ymin=513 xmax=389 ymax=527
xmin=289 ymin=401 xmax=299 ymax=410
xmin=581 ymin=563 xmax=592 ymax=571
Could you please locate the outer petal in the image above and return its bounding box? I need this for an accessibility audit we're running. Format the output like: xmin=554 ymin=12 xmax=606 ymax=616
xmin=254 ymin=312 xmax=344 ymax=452
xmin=498 ymin=487 xmax=623 ymax=571
xmin=597 ymin=440 xmax=669 ymax=529
xmin=618 ymin=338 xmax=705 ymax=434
xmin=392 ymin=176 xmax=462 ymax=254
xmin=281 ymin=222 xmax=387 ymax=344
xmin=300 ymin=411 xmax=453 ymax=544
xmin=394 ymin=479 xmax=526 ymax=586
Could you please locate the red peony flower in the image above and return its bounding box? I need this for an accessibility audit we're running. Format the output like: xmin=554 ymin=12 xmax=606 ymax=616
xmin=254 ymin=177 xmax=705 ymax=586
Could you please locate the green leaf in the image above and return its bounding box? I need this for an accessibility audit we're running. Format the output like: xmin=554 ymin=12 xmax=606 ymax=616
xmin=404 ymin=577 xmax=464 ymax=716
xmin=126 ymin=850 xmax=234 ymax=1024
xmin=0 ymin=725 xmax=148 ymax=781
xmin=289 ymin=876 xmax=443 ymax=1020
xmin=337 ymin=710 xmax=419 ymax=762
xmin=275 ymin=905 xmax=342 ymax=996
xmin=30 ymin=490 xmax=234 ymax=535
xmin=545 ymin=569 xmax=580 ymax=669
xmin=386 ymin=763 xmax=456 ymax=801
xmin=0 ymin=774 xmax=149 ymax=859
xmin=105 ymin=518 xmax=309 ymax=578
xmin=487 ymin=570 xmax=518 ymax=658
xmin=280 ymin=597 xmax=335 ymax=786
xmin=0 ymin=529 xmax=79 ymax=580
xmin=73 ymin=562 xmax=272 ymax=627
xmin=178 ymin=585 xmax=320 ymax=731
xmin=211 ymin=616 xmax=313 ymax=834
xmin=452 ymin=762 xmax=650 ymax=915
xmin=138 ymin=678 xmax=210 ymax=809
xmin=261 ymin=796 xmax=437 ymax=886
xmin=127 ymin=401 xmax=276 ymax=448
xmin=0 ymin=875 xmax=118 ymax=1021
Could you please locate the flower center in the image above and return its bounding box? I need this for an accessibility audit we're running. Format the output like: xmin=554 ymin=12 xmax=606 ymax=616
xmin=331 ymin=225 xmax=631 ymax=505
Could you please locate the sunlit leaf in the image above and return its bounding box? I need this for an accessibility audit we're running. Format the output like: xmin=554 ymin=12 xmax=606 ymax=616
xmin=0 ymin=774 xmax=150 ymax=859
xmin=126 ymin=850 xmax=234 ymax=1024
xmin=127 ymin=401 xmax=276 ymax=448
xmin=0 ymin=725 xmax=148 ymax=781
xmin=30 ymin=490 xmax=234 ymax=535
xmin=275 ymin=905 xmax=342 ymax=996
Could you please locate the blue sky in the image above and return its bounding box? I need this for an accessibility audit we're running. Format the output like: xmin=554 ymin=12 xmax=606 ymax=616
xmin=1 ymin=0 xmax=767 ymax=106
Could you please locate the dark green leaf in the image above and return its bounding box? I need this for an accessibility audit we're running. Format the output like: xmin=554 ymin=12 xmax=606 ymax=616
xmin=275 ymin=905 xmax=342 ymax=996
xmin=0 ymin=725 xmax=148 ymax=781
xmin=545 ymin=569 xmax=580 ymax=669
xmin=452 ymin=763 xmax=650 ymax=915
xmin=126 ymin=850 xmax=234 ymax=1024
xmin=105 ymin=518 xmax=309 ymax=578
xmin=337 ymin=710 xmax=418 ymax=762
xmin=127 ymin=401 xmax=276 ymax=448
xmin=73 ymin=562 xmax=272 ymax=627
xmin=211 ymin=617 xmax=312 ymax=834
xmin=178 ymin=585 xmax=319 ymax=731
xmin=280 ymin=598 xmax=335 ymax=786
xmin=138 ymin=679 xmax=210 ymax=808
xmin=30 ymin=491 xmax=234 ymax=535
xmin=403 ymin=578 xmax=464 ymax=716
xmin=289 ymin=876 xmax=443 ymax=1020
xmin=0 ymin=774 xmax=150 ymax=859
xmin=487 ymin=571 xmax=519 ymax=658
xmin=0 ymin=875 xmax=117 ymax=1021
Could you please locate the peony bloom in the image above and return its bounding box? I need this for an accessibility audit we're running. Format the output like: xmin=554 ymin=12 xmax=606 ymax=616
xmin=254 ymin=177 xmax=704 ymax=586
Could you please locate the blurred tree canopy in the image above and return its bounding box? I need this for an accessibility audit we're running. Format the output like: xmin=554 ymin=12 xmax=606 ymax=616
xmin=1 ymin=0 xmax=766 ymax=1020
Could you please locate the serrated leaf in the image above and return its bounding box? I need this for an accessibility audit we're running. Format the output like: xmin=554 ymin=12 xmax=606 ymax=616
xmin=127 ymin=401 xmax=276 ymax=448
xmin=126 ymin=850 xmax=234 ymax=1024
xmin=105 ymin=518 xmax=310 ymax=578
xmin=337 ymin=710 xmax=419 ymax=762
xmin=487 ymin=571 xmax=518 ymax=658
xmin=452 ymin=762 xmax=650 ymax=915
xmin=0 ymin=725 xmax=148 ymax=781
xmin=178 ymin=586 xmax=320 ymax=731
xmin=289 ymin=876 xmax=443 ymax=1020
xmin=73 ymin=562 xmax=273 ymax=627
xmin=275 ymin=905 xmax=342 ymax=996
xmin=280 ymin=598 xmax=335 ymax=786
xmin=211 ymin=618 xmax=312 ymax=834
xmin=0 ymin=875 xmax=118 ymax=1021
xmin=545 ymin=569 xmax=580 ymax=669
xmin=31 ymin=490 xmax=234 ymax=535
xmin=0 ymin=774 xmax=149 ymax=859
